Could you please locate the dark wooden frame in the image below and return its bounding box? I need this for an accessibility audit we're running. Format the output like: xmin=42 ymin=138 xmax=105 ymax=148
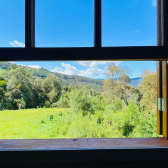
xmin=0 ymin=1 xmax=168 ymax=167
xmin=0 ymin=0 xmax=167 ymax=61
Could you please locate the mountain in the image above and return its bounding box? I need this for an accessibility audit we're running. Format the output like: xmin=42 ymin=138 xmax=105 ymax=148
xmin=129 ymin=78 xmax=142 ymax=88
xmin=97 ymin=78 xmax=142 ymax=88
xmin=0 ymin=62 xmax=104 ymax=92
xmin=0 ymin=62 xmax=142 ymax=91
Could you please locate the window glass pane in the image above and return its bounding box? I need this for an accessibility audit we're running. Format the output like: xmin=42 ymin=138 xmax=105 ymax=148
xmin=35 ymin=0 xmax=94 ymax=47
xmin=0 ymin=61 xmax=160 ymax=139
xmin=102 ymin=0 xmax=157 ymax=46
xmin=0 ymin=0 xmax=25 ymax=47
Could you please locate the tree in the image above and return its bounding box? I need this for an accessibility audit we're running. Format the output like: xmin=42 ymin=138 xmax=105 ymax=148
xmin=42 ymin=74 xmax=61 ymax=104
xmin=0 ymin=76 xmax=7 ymax=102
xmin=139 ymin=70 xmax=157 ymax=115
xmin=103 ymin=63 xmax=135 ymax=105
xmin=5 ymin=67 xmax=36 ymax=108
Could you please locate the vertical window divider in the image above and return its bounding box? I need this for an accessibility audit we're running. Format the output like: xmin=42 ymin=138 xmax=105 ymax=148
xmin=25 ymin=0 xmax=35 ymax=48
xmin=157 ymin=0 xmax=163 ymax=135
xmin=163 ymin=0 xmax=168 ymax=46
xmin=94 ymin=0 xmax=102 ymax=48
xmin=157 ymin=0 xmax=168 ymax=137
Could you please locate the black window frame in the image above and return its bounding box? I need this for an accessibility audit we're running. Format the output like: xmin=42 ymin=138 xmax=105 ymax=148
xmin=0 ymin=0 xmax=167 ymax=137
xmin=0 ymin=0 xmax=167 ymax=61
xmin=0 ymin=2 xmax=168 ymax=165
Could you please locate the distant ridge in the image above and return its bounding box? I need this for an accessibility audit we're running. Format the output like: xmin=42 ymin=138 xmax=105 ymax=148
xmin=96 ymin=77 xmax=141 ymax=87
xmin=0 ymin=62 xmax=142 ymax=91
xmin=129 ymin=77 xmax=142 ymax=87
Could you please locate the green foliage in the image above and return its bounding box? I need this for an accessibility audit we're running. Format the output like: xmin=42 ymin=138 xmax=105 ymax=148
xmin=103 ymin=63 xmax=136 ymax=106
xmin=68 ymin=88 xmax=95 ymax=116
xmin=139 ymin=70 xmax=157 ymax=114
xmin=0 ymin=63 xmax=159 ymax=139
xmin=0 ymin=97 xmax=17 ymax=110
xmin=0 ymin=76 xmax=7 ymax=102
xmin=42 ymin=74 xmax=61 ymax=103
xmin=123 ymin=122 xmax=134 ymax=137
xmin=0 ymin=62 xmax=104 ymax=92
xmin=56 ymin=96 xmax=69 ymax=108
xmin=14 ymin=98 xmax=26 ymax=109
xmin=0 ymin=62 xmax=11 ymax=69
xmin=45 ymin=101 xmax=50 ymax=108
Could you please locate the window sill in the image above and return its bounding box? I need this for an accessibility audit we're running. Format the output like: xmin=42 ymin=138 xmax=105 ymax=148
xmin=0 ymin=138 xmax=168 ymax=164
xmin=0 ymin=138 xmax=168 ymax=151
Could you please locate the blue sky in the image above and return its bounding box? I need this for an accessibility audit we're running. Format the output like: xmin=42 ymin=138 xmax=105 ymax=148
xmin=0 ymin=0 xmax=157 ymax=79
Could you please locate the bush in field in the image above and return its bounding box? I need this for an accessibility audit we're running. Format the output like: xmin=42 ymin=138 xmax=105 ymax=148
xmin=0 ymin=97 xmax=17 ymax=110
xmin=91 ymin=95 xmax=106 ymax=111
xmin=128 ymin=110 xmax=158 ymax=138
xmin=111 ymin=97 xmax=125 ymax=112
xmin=14 ymin=98 xmax=26 ymax=109
xmin=45 ymin=101 xmax=50 ymax=108
xmin=56 ymin=95 xmax=69 ymax=108
xmin=68 ymin=88 xmax=95 ymax=115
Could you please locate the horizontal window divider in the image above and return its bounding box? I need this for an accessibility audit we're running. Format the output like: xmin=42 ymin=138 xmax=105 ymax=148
xmin=0 ymin=46 xmax=167 ymax=61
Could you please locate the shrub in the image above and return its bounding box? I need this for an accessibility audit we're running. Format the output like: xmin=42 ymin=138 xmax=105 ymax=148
xmin=56 ymin=96 xmax=69 ymax=108
xmin=68 ymin=88 xmax=94 ymax=115
xmin=45 ymin=101 xmax=50 ymax=108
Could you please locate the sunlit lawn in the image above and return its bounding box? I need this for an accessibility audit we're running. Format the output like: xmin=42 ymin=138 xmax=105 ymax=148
xmin=0 ymin=108 xmax=66 ymax=139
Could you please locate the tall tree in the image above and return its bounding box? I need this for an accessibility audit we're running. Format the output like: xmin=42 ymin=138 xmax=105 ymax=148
xmin=139 ymin=70 xmax=157 ymax=114
xmin=103 ymin=63 xmax=135 ymax=105
xmin=0 ymin=75 xmax=7 ymax=101
xmin=42 ymin=74 xmax=61 ymax=104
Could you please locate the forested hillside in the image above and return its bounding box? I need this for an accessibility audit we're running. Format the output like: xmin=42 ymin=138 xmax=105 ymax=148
xmin=0 ymin=62 xmax=141 ymax=92
xmin=0 ymin=62 xmax=103 ymax=92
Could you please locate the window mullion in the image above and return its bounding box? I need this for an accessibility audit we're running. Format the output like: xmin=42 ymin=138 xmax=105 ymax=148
xmin=25 ymin=0 xmax=35 ymax=48
xmin=163 ymin=0 xmax=168 ymax=46
xmin=94 ymin=0 xmax=101 ymax=48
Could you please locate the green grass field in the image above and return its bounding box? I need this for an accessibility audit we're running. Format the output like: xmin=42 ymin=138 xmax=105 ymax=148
xmin=0 ymin=108 xmax=66 ymax=139
xmin=0 ymin=107 xmax=159 ymax=139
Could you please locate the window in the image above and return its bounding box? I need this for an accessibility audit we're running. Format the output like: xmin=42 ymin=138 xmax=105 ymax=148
xmin=0 ymin=0 xmax=168 ymax=151
xmin=0 ymin=60 xmax=158 ymax=139
xmin=0 ymin=0 xmax=25 ymax=47
xmin=102 ymin=0 xmax=157 ymax=47
xmin=35 ymin=0 xmax=94 ymax=47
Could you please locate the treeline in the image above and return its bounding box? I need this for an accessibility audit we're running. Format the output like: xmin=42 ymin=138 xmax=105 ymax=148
xmin=0 ymin=64 xmax=61 ymax=110
xmin=0 ymin=64 xmax=102 ymax=110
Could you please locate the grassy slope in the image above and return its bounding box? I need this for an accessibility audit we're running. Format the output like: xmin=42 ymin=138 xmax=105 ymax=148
xmin=0 ymin=107 xmax=158 ymax=139
xmin=0 ymin=108 xmax=126 ymax=139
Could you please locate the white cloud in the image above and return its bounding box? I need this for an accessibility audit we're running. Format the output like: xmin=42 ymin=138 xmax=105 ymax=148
xmin=47 ymin=65 xmax=52 ymax=68
xmin=9 ymin=40 xmax=25 ymax=47
xmin=51 ymin=63 xmax=105 ymax=77
xmin=61 ymin=63 xmax=80 ymax=75
xmin=76 ymin=61 xmax=121 ymax=68
xmin=77 ymin=61 xmax=91 ymax=67
xmin=79 ymin=68 xmax=104 ymax=77
xmin=90 ymin=61 xmax=107 ymax=67
xmin=52 ymin=63 xmax=80 ymax=75
xmin=8 ymin=61 xmax=15 ymax=64
xmin=152 ymin=0 xmax=156 ymax=7
xmin=27 ymin=65 xmax=41 ymax=69
xmin=134 ymin=30 xmax=139 ymax=33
